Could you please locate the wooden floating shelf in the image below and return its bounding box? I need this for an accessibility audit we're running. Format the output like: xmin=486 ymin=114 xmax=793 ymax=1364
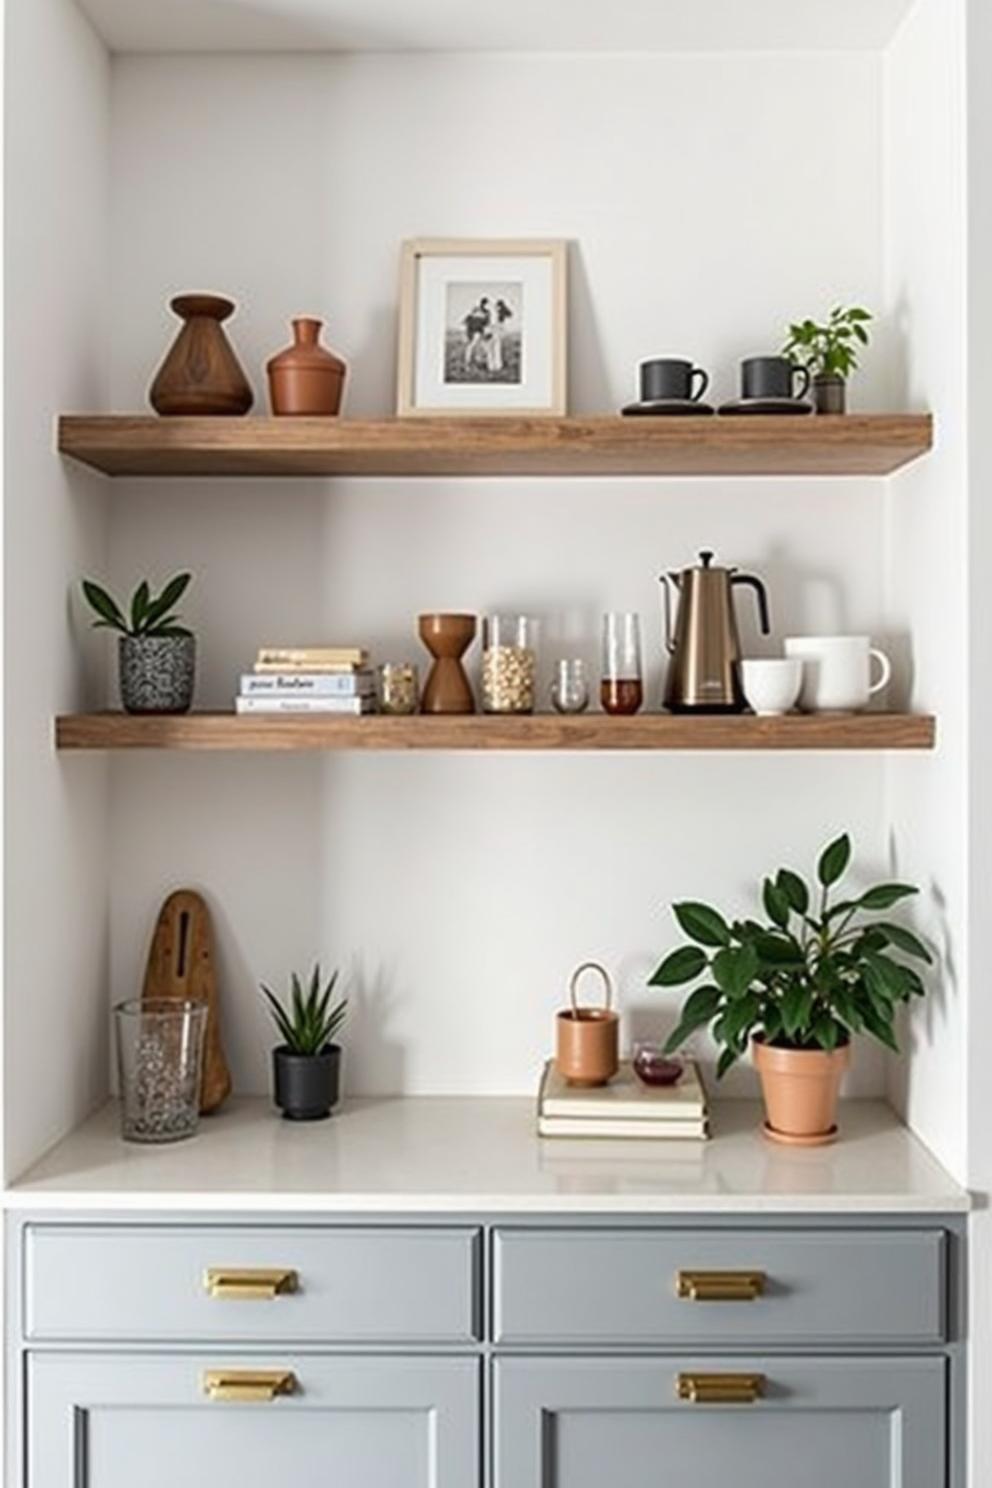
xmin=57 ymin=413 xmax=933 ymax=479
xmin=55 ymin=713 xmax=936 ymax=752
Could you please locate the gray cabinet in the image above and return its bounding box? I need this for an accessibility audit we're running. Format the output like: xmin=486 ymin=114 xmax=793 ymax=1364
xmin=494 ymin=1355 xmax=946 ymax=1488
xmin=28 ymin=1352 xmax=480 ymax=1488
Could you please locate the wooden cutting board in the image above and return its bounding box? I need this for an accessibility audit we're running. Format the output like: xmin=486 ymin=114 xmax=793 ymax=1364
xmin=141 ymin=889 xmax=232 ymax=1113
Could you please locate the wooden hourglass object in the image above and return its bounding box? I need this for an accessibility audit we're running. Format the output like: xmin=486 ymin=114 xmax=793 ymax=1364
xmin=418 ymin=614 xmax=477 ymax=714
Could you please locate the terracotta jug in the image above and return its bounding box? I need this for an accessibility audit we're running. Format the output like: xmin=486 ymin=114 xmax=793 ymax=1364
xmin=149 ymin=294 xmax=254 ymax=416
xmin=267 ymin=317 xmax=347 ymax=416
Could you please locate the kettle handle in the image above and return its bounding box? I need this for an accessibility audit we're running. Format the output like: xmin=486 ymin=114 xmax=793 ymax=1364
xmin=660 ymin=574 xmax=678 ymax=654
xmin=731 ymin=573 xmax=771 ymax=635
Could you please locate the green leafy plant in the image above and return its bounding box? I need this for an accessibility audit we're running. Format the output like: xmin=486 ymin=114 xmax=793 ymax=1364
xmin=650 ymin=833 xmax=929 ymax=1078
xmin=782 ymin=305 xmax=873 ymax=380
xmin=261 ymin=965 xmax=347 ymax=1056
xmin=81 ymin=573 xmax=192 ymax=637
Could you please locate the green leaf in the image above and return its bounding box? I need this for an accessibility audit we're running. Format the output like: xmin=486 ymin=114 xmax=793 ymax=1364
xmin=861 ymin=1004 xmax=900 ymax=1053
xmin=721 ymin=992 xmax=760 ymax=1043
xmin=648 ymin=945 xmax=708 ymax=986
xmin=716 ymin=1047 xmax=739 ymax=1080
xmin=82 ymin=579 xmax=127 ymax=632
xmin=859 ymin=883 xmax=918 ymax=911
xmin=130 ymin=581 xmax=150 ymax=634
xmin=817 ymin=833 xmax=851 ymax=887
xmin=776 ymin=869 xmax=809 ymax=915
xmin=782 ymin=982 xmax=813 ymax=1039
xmin=663 ymin=984 xmax=723 ymax=1052
xmin=875 ymin=922 xmax=932 ymax=963
xmin=672 ymin=902 xmax=731 ymax=948
xmin=763 ymin=878 xmax=791 ymax=929
xmin=712 ymin=943 xmax=759 ymax=998
xmin=754 ymin=932 xmax=805 ymax=965
xmin=141 ymin=572 xmax=191 ymax=631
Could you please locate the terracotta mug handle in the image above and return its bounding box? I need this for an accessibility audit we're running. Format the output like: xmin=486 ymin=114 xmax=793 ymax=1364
xmin=569 ymin=961 xmax=614 ymax=1016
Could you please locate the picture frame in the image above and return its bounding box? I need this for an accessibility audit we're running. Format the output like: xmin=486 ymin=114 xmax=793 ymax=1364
xmin=396 ymin=238 xmax=568 ymax=417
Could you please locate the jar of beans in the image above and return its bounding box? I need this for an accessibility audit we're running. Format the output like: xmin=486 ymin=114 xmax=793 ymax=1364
xmin=481 ymin=614 xmax=538 ymax=714
xmin=378 ymin=661 xmax=419 ymax=715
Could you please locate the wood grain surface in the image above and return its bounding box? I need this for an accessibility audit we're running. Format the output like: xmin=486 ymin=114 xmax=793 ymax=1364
xmin=141 ymin=889 xmax=232 ymax=1113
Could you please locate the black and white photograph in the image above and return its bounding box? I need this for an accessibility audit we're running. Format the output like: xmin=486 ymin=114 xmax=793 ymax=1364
xmin=397 ymin=238 xmax=567 ymax=415
xmin=444 ymin=282 xmax=523 ymax=385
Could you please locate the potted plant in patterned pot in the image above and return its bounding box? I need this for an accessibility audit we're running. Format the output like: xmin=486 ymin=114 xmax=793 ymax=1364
xmin=81 ymin=572 xmax=195 ymax=714
xmin=262 ymin=964 xmax=347 ymax=1121
xmin=650 ymin=833 xmax=930 ymax=1145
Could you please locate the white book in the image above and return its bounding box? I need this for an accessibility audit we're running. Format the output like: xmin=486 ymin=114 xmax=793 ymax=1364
xmin=235 ymin=695 xmax=376 ymax=715
xmin=538 ymin=1060 xmax=707 ymax=1121
xmin=240 ymin=672 xmax=375 ymax=697
xmin=537 ymin=1114 xmax=709 ymax=1140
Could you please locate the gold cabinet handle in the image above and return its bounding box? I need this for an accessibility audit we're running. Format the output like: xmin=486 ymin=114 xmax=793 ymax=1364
xmin=203 ymin=1369 xmax=297 ymax=1403
xmin=204 ymin=1268 xmax=298 ymax=1300
xmin=677 ymin=1372 xmax=765 ymax=1405
xmin=676 ymin=1269 xmax=765 ymax=1302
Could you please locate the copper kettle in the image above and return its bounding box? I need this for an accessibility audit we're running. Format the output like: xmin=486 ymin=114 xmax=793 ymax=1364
xmin=661 ymin=550 xmax=770 ymax=713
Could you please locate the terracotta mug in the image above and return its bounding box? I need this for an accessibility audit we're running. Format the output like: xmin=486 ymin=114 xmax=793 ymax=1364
xmin=556 ymin=962 xmax=619 ymax=1087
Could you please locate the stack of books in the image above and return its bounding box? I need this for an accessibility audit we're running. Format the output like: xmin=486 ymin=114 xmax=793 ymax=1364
xmin=537 ymin=1059 xmax=709 ymax=1139
xmin=235 ymin=647 xmax=376 ymax=715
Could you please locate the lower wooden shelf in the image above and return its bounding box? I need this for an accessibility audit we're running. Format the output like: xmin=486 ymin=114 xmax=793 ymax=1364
xmin=54 ymin=712 xmax=936 ymax=752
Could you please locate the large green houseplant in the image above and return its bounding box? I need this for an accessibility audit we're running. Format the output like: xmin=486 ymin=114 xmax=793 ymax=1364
xmin=650 ymin=833 xmax=930 ymax=1143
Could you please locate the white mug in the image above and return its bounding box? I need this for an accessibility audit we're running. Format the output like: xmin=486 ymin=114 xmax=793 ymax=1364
xmin=784 ymin=635 xmax=892 ymax=713
xmin=740 ymin=658 xmax=803 ymax=716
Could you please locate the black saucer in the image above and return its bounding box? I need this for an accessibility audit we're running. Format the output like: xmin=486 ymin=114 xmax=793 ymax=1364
xmin=621 ymin=398 xmax=715 ymax=417
xmin=718 ymin=397 xmax=813 ymax=416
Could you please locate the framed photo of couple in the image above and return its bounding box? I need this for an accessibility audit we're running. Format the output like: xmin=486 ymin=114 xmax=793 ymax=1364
xmin=397 ymin=238 xmax=568 ymax=416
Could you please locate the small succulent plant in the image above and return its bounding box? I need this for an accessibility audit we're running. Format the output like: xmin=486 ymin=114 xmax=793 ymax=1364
xmin=81 ymin=573 xmax=193 ymax=637
xmin=261 ymin=965 xmax=347 ymax=1056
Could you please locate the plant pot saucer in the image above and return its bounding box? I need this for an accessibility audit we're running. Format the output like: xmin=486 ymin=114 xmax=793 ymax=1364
xmin=762 ymin=1120 xmax=838 ymax=1147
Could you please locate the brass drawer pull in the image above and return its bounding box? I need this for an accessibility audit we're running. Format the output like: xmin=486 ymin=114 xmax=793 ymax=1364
xmin=203 ymin=1368 xmax=297 ymax=1403
xmin=677 ymin=1371 xmax=765 ymax=1405
xmin=204 ymin=1267 xmax=298 ymax=1300
xmin=676 ymin=1269 xmax=765 ymax=1302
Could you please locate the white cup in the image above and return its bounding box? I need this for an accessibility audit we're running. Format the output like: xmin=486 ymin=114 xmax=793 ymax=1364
xmin=740 ymin=658 xmax=803 ymax=716
xmin=784 ymin=635 xmax=892 ymax=712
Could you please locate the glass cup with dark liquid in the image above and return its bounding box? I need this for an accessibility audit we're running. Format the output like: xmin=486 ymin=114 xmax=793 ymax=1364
xmin=601 ymin=612 xmax=644 ymax=715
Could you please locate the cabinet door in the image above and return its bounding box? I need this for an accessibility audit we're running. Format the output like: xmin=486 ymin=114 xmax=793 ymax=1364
xmin=29 ymin=1353 xmax=479 ymax=1488
xmin=495 ymin=1356 xmax=944 ymax=1488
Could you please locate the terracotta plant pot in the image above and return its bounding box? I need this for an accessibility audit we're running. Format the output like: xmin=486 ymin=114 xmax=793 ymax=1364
xmin=149 ymin=293 xmax=254 ymax=417
xmin=752 ymin=1034 xmax=850 ymax=1145
xmin=267 ymin=317 xmax=347 ymax=416
xmin=812 ymin=374 xmax=846 ymax=415
xmin=555 ymin=962 xmax=619 ymax=1088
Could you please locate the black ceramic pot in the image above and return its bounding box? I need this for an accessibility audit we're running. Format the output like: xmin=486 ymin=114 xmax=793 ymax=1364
xmin=272 ymin=1044 xmax=341 ymax=1121
xmin=813 ymin=374 xmax=847 ymax=415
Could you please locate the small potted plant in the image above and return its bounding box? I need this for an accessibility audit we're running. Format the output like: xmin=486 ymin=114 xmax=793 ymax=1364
xmin=262 ymin=964 xmax=347 ymax=1121
xmin=782 ymin=304 xmax=873 ymax=414
xmin=650 ymin=833 xmax=929 ymax=1145
xmin=81 ymin=572 xmax=195 ymax=714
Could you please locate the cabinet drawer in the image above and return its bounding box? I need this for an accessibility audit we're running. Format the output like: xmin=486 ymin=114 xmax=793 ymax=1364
xmin=493 ymin=1227 xmax=945 ymax=1346
xmin=25 ymin=1224 xmax=480 ymax=1343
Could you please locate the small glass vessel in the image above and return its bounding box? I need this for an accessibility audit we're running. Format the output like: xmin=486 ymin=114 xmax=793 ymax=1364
xmin=601 ymin=612 xmax=644 ymax=714
xmin=378 ymin=661 xmax=419 ymax=715
xmin=633 ymin=1042 xmax=684 ymax=1088
xmin=551 ymin=658 xmax=590 ymax=714
xmin=114 ymin=999 xmax=207 ymax=1143
xmin=482 ymin=614 xmax=538 ymax=714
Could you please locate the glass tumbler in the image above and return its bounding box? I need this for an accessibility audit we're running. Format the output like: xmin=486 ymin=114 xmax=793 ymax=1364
xmin=482 ymin=614 xmax=538 ymax=713
xmin=378 ymin=661 xmax=419 ymax=715
xmin=551 ymin=658 xmax=590 ymax=714
xmin=601 ymin=612 xmax=644 ymax=715
xmin=114 ymin=998 xmax=207 ymax=1143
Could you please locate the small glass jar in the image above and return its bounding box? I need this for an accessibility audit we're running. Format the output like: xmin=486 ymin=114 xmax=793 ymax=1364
xmin=481 ymin=614 xmax=537 ymax=714
xmin=551 ymin=658 xmax=590 ymax=714
xmin=601 ymin=611 xmax=644 ymax=715
xmin=114 ymin=998 xmax=207 ymax=1143
xmin=378 ymin=661 xmax=419 ymax=715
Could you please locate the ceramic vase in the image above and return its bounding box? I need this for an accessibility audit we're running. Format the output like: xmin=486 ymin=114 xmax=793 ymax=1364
xmin=267 ymin=317 xmax=347 ymax=415
xmin=418 ymin=614 xmax=477 ymax=714
xmin=149 ymin=294 xmax=254 ymax=417
xmin=119 ymin=634 xmax=195 ymax=715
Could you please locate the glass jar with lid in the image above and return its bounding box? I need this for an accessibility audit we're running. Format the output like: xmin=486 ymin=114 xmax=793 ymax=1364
xmin=481 ymin=614 xmax=538 ymax=714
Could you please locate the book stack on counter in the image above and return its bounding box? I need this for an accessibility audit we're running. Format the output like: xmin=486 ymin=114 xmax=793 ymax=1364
xmin=537 ymin=1059 xmax=709 ymax=1139
xmin=236 ymin=647 xmax=376 ymax=715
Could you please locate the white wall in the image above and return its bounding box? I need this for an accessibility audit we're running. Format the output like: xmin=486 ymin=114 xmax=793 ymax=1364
xmin=106 ymin=52 xmax=896 ymax=1098
xmin=882 ymin=0 xmax=969 ymax=1179
xmin=3 ymin=0 xmax=111 ymax=1180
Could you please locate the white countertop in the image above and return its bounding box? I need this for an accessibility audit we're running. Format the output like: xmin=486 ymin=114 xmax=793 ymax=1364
xmin=5 ymin=1096 xmax=969 ymax=1214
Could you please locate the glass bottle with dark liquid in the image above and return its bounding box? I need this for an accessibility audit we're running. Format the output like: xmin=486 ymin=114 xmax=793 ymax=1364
xmin=601 ymin=612 xmax=644 ymax=715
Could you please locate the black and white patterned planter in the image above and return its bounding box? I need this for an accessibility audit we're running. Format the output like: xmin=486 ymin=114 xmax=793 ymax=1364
xmin=119 ymin=634 xmax=196 ymax=714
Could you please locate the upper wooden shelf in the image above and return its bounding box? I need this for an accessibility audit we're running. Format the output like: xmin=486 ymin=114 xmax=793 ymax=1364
xmin=55 ymin=712 xmax=936 ymax=752
xmin=58 ymin=413 xmax=933 ymax=479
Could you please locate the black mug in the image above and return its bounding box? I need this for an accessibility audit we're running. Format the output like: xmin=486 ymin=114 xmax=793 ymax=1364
xmin=639 ymin=357 xmax=710 ymax=404
xmin=741 ymin=356 xmax=810 ymax=402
